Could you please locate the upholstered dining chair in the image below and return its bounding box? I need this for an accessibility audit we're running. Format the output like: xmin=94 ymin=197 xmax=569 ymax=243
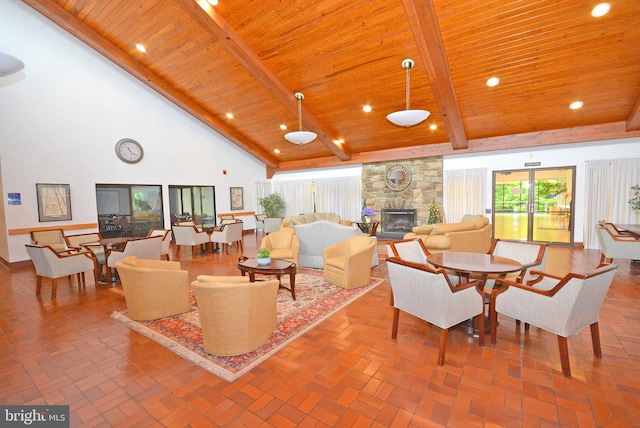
xmin=482 ymin=240 xmax=549 ymax=290
xmin=596 ymin=226 xmax=640 ymax=263
xmin=172 ymin=224 xmax=210 ymax=257
xmin=386 ymin=238 xmax=430 ymax=264
xmin=147 ymin=228 xmax=171 ymax=260
xmin=191 ymin=275 xmax=279 ymax=356
xmin=254 ymin=214 xmax=267 ymax=236
xmin=65 ymin=231 xmax=106 ymax=278
xmin=209 ymin=221 xmax=244 ymax=254
xmin=25 ymin=244 xmax=98 ymax=299
xmin=115 ymin=256 xmax=190 ymax=321
xmin=322 ymin=235 xmax=375 ymax=289
xmin=30 ymin=229 xmax=68 ymax=252
xmin=490 ymin=263 xmax=618 ymax=378
xmin=386 ymin=257 xmax=485 ymax=366
xmin=260 ymin=227 xmax=300 ymax=271
xmin=105 ymin=236 xmax=163 ymax=282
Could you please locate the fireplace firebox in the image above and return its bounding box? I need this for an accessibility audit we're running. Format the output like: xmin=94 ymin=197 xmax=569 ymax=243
xmin=379 ymin=208 xmax=416 ymax=239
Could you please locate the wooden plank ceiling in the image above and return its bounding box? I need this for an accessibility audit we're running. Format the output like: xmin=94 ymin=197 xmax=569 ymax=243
xmin=23 ymin=0 xmax=640 ymax=176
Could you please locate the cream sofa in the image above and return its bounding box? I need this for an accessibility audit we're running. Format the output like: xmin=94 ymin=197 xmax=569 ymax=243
xmin=403 ymin=214 xmax=491 ymax=254
xmin=282 ymin=212 xmax=353 ymax=228
xmin=293 ymin=220 xmax=378 ymax=269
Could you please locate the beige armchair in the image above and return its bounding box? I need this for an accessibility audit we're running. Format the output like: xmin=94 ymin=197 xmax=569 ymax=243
xmin=172 ymin=224 xmax=210 ymax=257
xmin=147 ymin=228 xmax=171 ymax=260
xmin=387 ymin=257 xmax=485 ymax=366
xmin=491 ymin=263 xmax=618 ymax=378
xmin=210 ymin=221 xmax=243 ymax=254
xmin=260 ymin=227 xmax=300 ymax=271
xmin=115 ymin=256 xmax=190 ymax=321
xmin=191 ymin=275 xmax=279 ymax=356
xmin=25 ymin=244 xmax=98 ymax=299
xmin=105 ymin=236 xmax=163 ymax=281
xmin=30 ymin=229 xmax=68 ymax=252
xmin=596 ymin=226 xmax=640 ymax=264
xmin=322 ymin=235 xmax=375 ymax=289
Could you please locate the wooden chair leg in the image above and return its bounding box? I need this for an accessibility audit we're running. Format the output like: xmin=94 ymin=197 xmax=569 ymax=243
xmin=51 ymin=278 xmax=58 ymax=299
xmin=476 ymin=312 xmax=485 ymax=346
xmin=490 ymin=299 xmax=498 ymax=345
xmin=191 ymin=246 xmax=197 ymax=258
xmin=36 ymin=276 xmax=42 ymax=296
xmin=438 ymin=328 xmax=449 ymax=366
xmin=557 ymin=335 xmax=571 ymax=378
xmin=391 ymin=308 xmax=399 ymax=339
xmin=590 ymin=322 xmax=602 ymax=358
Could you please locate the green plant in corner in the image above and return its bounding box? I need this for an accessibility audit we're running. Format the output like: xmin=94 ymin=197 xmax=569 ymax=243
xmin=259 ymin=192 xmax=286 ymax=217
xmin=629 ymin=185 xmax=640 ymax=211
xmin=257 ymin=247 xmax=271 ymax=259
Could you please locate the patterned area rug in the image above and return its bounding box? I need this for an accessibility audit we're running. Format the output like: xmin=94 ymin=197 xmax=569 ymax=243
xmin=112 ymin=269 xmax=383 ymax=382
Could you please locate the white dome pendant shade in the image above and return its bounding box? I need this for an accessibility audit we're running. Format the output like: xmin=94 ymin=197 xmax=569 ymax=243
xmin=386 ymin=59 xmax=430 ymax=127
xmin=284 ymin=92 xmax=317 ymax=145
xmin=0 ymin=52 xmax=25 ymax=77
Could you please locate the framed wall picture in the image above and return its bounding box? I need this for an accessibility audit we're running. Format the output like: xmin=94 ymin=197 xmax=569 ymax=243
xmin=230 ymin=187 xmax=244 ymax=210
xmin=36 ymin=183 xmax=72 ymax=222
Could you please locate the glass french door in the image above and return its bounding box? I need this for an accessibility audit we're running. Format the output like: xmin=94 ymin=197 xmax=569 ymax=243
xmin=492 ymin=167 xmax=575 ymax=244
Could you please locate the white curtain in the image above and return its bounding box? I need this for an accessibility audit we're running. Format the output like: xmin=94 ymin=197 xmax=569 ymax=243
xmin=273 ymin=180 xmax=314 ymax=216
xmin=584 ymin=158 xmax=640 ymax=249
xmin=254 ymin=181 xmax=273 ymax=214
xmin=443 ymin=168 xmax=486 ymax=223
xmin=314 ymin=175 xmax=362 ymax=221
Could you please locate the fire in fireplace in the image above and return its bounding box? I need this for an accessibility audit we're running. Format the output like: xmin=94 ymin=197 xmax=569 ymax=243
xmin=380 ymin=208 xmax=416 ymax=239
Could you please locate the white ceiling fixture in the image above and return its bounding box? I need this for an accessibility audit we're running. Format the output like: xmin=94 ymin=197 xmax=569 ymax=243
xmin=0 ymin=52 xmax=25 ymax=77
xmin=386 ymin=59 xmax=430 ymax=127
xmin=284 ymin=92 xmax=317 ymax=145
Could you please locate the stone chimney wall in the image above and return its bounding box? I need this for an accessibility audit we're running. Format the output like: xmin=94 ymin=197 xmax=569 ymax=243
xmin=361 ymin=157 xmax=443 ymax=227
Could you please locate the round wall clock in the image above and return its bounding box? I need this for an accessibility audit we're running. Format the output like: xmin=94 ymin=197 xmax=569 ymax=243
xmin=385 ymin=164 xmax=412 ymax=191
xmin=115 ymin=138 xmax=144 ymax=164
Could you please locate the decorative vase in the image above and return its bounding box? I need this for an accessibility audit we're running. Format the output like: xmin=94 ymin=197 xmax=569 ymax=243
xmin=363 ymin=216 xmax=371 ymax=223
xmin=257 ymin=257 xmax=270 ymax=265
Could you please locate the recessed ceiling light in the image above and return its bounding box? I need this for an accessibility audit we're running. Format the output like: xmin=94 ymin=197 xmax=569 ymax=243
xmin=429 ymin=124 xmax=437 ymax=130
xmin=592 ymin=3 xmax=610 ymax=17
xmin=226 ymin=112 xmax=233 ymax=119
xmin=135 ymin=44 xmax=146 ymax=53
xmin=280 ymin=124 xmax=287 ymax=130
xmin=274 ymin=148 xmax=280 ymax=154
xmin=486 ymin=77 xmax=500 ymax=87
xmin=569 ymin=101 xmax=584 ymax=110
xmin=363 ymin=105 xmax=372 ymax=113
xmin=333 ymin=138 xmax=344 ymax=145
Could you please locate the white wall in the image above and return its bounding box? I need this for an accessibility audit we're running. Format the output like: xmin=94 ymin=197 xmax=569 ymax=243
xmin=443 ymin=138 xmax=640 ymax=243
xmin=0 ymin=1 xmax=266 ymax=262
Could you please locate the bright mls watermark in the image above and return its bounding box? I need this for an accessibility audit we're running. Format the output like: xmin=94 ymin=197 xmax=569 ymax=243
xmin=1 ymin=406 xmax=69 ymax=427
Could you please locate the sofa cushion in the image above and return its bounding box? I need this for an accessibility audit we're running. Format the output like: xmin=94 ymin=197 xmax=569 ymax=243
xmin=473 ymin=216 xmax=489 ymax=229
xmin=424 ymin=235 xmax=451 ymax=250
xmin=314 ymin=213 xmax=341 ymax=223
xmin=461 ymin=214 xmax=482 ymax=222
xmin=412 ymin=225 xmax=434 ymax=235
xmin=431 ymin=221 xmax=475 ymax=235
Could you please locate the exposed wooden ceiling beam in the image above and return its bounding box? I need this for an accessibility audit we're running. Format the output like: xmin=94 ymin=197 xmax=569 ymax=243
xmin=21 ymin=0 xmax=280 ymax=168
xmin=402 ymin=0 xmax=468 ymax=150
xmin=175 ymin=0 xmax=351 ymax=161
xmin=273 ymin=122 xmax=640 ymax=173
xmin=627 ymin=94 xmax=640 ymax=131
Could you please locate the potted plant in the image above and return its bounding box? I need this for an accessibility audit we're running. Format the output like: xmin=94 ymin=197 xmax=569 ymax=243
xmin=256 ymin=247 xmax=271 ymax=265
xmin=629 ymin=185 xmax=640 ymax=211
xmin=259 ymin=192 xmax=286 ymax=217
xmin=361 ymin=207 xmax=374 ymax=223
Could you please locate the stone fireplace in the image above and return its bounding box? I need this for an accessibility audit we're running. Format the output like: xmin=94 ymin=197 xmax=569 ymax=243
xmin=379 ymin=208 xmax=416 ymax=239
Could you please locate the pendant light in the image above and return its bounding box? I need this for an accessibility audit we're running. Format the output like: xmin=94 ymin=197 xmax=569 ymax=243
xmin=386 ymin=59 xmax=430 ymax=127
xmin=284 ymin=92 xmax=317 ymax=145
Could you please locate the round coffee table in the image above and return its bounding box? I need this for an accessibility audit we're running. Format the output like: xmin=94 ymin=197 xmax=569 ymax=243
xmin=237 ymin=256 xmax=297 ymax=299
